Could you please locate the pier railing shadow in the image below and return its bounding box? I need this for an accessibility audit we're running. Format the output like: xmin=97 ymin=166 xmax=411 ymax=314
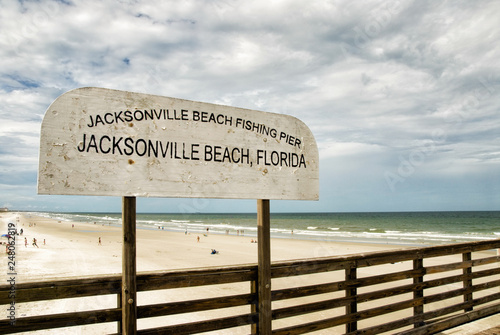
xmin=2 ymin=239 xmax=500 ymax=334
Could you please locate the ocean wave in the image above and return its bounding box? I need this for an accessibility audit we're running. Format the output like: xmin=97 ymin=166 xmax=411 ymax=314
xmin=31 ymin=211 xmax=500 ymax=246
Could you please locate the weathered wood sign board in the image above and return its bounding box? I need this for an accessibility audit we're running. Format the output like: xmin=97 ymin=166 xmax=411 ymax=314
xmin=38 ymin=87 xmax=319 ymax=200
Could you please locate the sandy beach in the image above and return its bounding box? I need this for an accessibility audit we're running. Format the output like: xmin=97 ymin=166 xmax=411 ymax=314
xmin=1 ymin=212 xmax=405 ymax=281
xmin=2 ymin=212 xmax=499 ymax=334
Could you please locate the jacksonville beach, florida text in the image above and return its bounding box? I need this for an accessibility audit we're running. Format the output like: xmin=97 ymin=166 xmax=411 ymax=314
xmin=78 ymin=108 xmax=308 ymax=169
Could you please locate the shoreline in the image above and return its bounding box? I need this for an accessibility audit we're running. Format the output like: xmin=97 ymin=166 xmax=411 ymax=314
xmin=30 ymin=210 xmax=500 ymax=247
xmin=1 ymin=212 xmax=410 ymax=282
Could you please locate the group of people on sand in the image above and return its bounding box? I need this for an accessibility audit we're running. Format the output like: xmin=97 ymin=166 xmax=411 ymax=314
xmin=24 ymin=237 xmax=44 ymax=248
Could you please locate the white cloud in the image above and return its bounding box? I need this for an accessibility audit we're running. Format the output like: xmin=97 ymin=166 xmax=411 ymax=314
xmin=0 ymin=0 xmax=499 ymax=212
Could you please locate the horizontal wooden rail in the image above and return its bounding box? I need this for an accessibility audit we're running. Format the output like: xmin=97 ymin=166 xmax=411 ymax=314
xmin=137 ymin=293 xmax=255 ymax=319
xmin=0 ymin=308 xmax=122 ymax=334
xmin=1 ymin=239 xmax=500 ymax=334
xmin=0 ymin=275 xmax=122 ymax=305
xmin=135 ymin=313 xmax=258 ymax=335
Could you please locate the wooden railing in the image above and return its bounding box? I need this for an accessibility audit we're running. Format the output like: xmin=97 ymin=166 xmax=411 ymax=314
xmin=2 ymin=239 xmax=500 ymax=334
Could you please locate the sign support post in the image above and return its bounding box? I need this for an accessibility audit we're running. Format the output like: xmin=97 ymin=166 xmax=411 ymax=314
xmin=257 ymin=199 xmax=271 ymax=334
xmin=122 ymin=196 xmax=137 ymax=335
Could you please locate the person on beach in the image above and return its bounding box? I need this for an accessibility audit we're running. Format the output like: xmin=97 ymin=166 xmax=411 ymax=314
xmin=197 ymin=236 xmax=200 ymax=243
xmin=24 ymin=237 xmax=27 ymax=247
xmin=98 ymin=237 xmax=102 ymax=245
xmin=32 ymin=238 xmax=38 ymax=248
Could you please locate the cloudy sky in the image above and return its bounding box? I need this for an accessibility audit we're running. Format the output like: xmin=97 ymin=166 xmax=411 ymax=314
xmin=0 ymin=0 xmax=499 ymax=213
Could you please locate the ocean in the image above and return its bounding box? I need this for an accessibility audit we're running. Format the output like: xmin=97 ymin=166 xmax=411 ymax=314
xmin=31 ymin=211 xmax=500 ymax=246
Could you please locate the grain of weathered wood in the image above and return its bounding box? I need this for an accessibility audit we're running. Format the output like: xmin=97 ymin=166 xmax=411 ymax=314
xmin=137 ymin=268 xmax=256 ymax=291
xmin=135 ymin=313 xmax=257 ymax=335
xmin=346 ymin=265 xmax=358 ymax=333
xmin=463 ymin=252 xmax=473 ymax=312
xmin=413 ymin=257 xmax=424 ymax=328
xmin=271 ymin=281 xmax=344 ymax=301
xmin=271 ymin=259 xmax=355 ymax=277
xmin=353 ymin=268 xmax=424 ymax=288
xmin=0 ymin=308 xmax=121 ymax=334
xmin=425 ymin=255 xmax=500 ymax=275
xmin=137 ymin=293 xmax=254 ymax=318
xmin=122 ymin=196 xmax=137 ymax=335
xmin=0 ymin=277 xmax=121 ymax=304
xmin=257 ymin=199 xmax=271 ymax=335
xmin=272 ymin=296 xmax=353 ymax=320
xmin=394 ymin=303 xmax=500 ymax=335
xmin=250 ymin=276 xmax=258 ymax=334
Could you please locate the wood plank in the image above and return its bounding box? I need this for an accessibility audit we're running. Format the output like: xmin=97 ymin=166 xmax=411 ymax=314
xmin=425 ymin=255 xmax=500 ymax=275
xmin=137 ymin=267 xmax=256 ymax=291
xmin=272 ymin=296 xmax=353 ymax=320
xmin=137 ymin=293 xmax=254 ymax=318
xmin=136 ymin=313 xmax=257 ymax=335
xmin=251 ymin=276 xmax=258 ymax=334
xmin=463 ymin=252 xmax=473 ymax=312
xmin=122 ymin=196 xmax=137 ymax=335
xmin=0 ymin=277 xmax=121 ymax=304
xmin=0 ymin=308 xmax=121 ymax=334
xmin=353 ymin=268 xmax=424 ymax=288
xmin=394 ymin=303 xmax=500 ymax=335
xmin=257 ymin=199 xmax=271 ymax=335
xmin=346 ymin=265 xmax=357 ymax=333
xmin=271 ymin=281 xmax=345 ymax=301
xmin=273 ymin=298 xmax=423 ymax=335
xmin=413 ymin=257 xmax=424 ymax=328
xmin=271 ymin=259 xmax=355 ymax=277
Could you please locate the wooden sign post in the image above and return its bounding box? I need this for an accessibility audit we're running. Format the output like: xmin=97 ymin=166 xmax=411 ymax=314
xmin=122 ymin=196 xmax=137 ymax=334
xmin=257 ymin=199 xmax=271 ymax=334
xmin=38 ymin=87 xmax=319 ymax=334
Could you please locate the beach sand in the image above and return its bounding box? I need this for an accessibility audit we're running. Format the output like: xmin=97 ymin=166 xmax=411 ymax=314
xmin=1 ymin=212 xmax=498 ymax=334
xmin=2 ymin=212 xmax=405 ymax=280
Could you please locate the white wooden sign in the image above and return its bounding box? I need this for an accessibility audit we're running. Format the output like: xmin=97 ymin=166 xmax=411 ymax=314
xmin=38 ymin=87 xmax=319 ymax=200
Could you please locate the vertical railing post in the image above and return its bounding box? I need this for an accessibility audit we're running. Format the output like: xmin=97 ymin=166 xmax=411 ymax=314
xmin=117 ymin=290 xmax=123 ymax=334
xmin=413 ymin=256 xmax=424 ymax=328
xmin=122 ymin=196 xmax=137 ymax=335
xmin=345 ymin=264 xmax=357 ymax=333
xmin=463 ymin=251 xmax=473 ymax=312
xmin=251 ymin=274 xmax=258 ymax=334
xmin=257 ymin=199 xmax=271 ymax=335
